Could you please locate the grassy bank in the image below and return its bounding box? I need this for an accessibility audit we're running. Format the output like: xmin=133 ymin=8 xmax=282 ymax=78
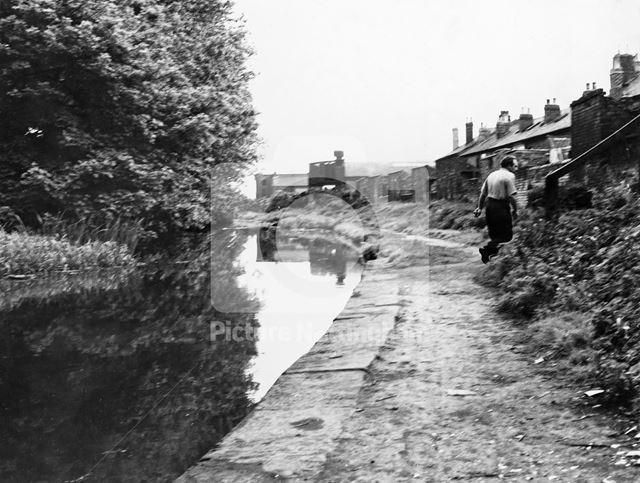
xmin=237 ymin=195 xmax=375 ymax=248
xmin=239 ymin=197 xmax=485 ymax=269
xmin=477 ymin=186 xmax=640 ymax=410
xmin=240 ymin=197 xmax=483 ymax=239
xmin=371 ymin=199 xmax=484 ymax=234
xmin=0 ymin=230 xmax=135 ymax=277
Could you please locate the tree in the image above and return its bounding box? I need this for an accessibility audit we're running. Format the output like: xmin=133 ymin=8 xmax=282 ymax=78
xmin=0 ymin=0 xmax=257 ymax=238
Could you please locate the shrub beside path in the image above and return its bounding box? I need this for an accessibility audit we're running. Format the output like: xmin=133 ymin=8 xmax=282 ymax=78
xmin=179 ymin=233 xmax=639 ymax=482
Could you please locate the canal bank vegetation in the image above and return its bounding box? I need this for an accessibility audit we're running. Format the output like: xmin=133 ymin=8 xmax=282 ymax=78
xmin=0 ymin=229 xmax=135 ymax=277
xmin=238 ymin=193 xmax=377 ymax=249
xmin=239 ymin=197 xmax=485 ymax=270
xmin=243 ymin=195 xmax=484 ymax=238
xmin=371 ymin=199 xmax=485 ymax=234
xmin=477 ymin=184 xmax=640 ymax=411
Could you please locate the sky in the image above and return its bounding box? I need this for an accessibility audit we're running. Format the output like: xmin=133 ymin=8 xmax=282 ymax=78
xmin=232 ymin=0 xmax=640 ymax=180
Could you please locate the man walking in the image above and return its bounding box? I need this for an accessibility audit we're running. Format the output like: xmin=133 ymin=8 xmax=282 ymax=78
xmin=473 ymin=156 xmax=518 ymax=264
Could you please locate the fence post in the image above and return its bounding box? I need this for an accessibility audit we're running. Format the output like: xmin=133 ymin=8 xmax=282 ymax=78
xmin=544 ymin=175 xmax=559 ymax=219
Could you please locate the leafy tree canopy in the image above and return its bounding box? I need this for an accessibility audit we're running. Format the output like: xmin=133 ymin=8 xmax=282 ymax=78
xmin=0 ymin=0 xmax=258 ymax=238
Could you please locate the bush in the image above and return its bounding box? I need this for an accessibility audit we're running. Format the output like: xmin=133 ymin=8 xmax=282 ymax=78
xmin=488 ymin=185 xmax=640 ymax=406
xmin=428 ymin=200 xmax=477 ymax=230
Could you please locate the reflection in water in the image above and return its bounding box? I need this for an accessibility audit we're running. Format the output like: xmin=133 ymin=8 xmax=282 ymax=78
xmin=309 ymin=239 xmax=348 ymax=285
xmin=0 ymin=230 xmax=361 ymax=481
xmin=246 ymin=233 xmax=361 ymax=401
xmin=258 ymin=225 xmax=277 ymax=262
xmin=258 ymin=226 xmax=350 ymax=285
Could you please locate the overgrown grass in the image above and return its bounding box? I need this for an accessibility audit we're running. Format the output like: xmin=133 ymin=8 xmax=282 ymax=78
xmin=240 ymin=194 xmax=374 ymax=244
xmin=239 ymin=197 xmax=486 ymax=267
xmin=477 ymin=185 xmax=640 ymax=408
xmin=37 ymin=213 xmax=146 ymax=252
xmin=370 ymin=200 xmax=485 ymax=238
xmin=0 ymin=230 xmax=135 ymax=277
xmin=428 ymin=199 xmax=486 ymax=230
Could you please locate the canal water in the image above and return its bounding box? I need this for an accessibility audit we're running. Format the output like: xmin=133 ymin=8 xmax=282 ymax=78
xmin=0 ymin=230 xmax=361 ymax=482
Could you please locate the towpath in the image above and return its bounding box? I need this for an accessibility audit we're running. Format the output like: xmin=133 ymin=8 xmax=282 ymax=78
xmin=178 ymin=233 xmax=639 ymax=482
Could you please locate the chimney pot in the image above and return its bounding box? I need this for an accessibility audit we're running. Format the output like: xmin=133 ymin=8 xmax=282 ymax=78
xmin=465 ymin=121 xmax=473 ymax=145
xmin=586 ymin=82 xmax=590 ymax=90
xmin=544 ymin=99 xmax=561 ymax=123
xmin=518 ymin=112 xmax=534 ymax=132
xmin=593 ymin=81 xmax=596 ymax=89
xmin=478 ymin=124 xmax=491 ymax=141
xmin=452 ymin=128 xmax=459 ymax=150
xmin=496 ymin=110 xmax=511 ymax=138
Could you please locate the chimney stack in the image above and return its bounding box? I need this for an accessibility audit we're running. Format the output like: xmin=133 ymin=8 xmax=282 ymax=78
xmin=478 ymin=123 xmax=491 ymax=141
xmin=452 ymin=128 xmax=459 ymax=150
xmin=610 ymin=53 xmax=638 ymax=100
xmin=496 ymin=110 xmax=510 ymax=139
xmin=465 ymin=120 xmax=473 ymax=145
xmin=544 ymin=99 xmax=560 ymax=123
xmin=518 ymin=108 xmax=533 ymax=132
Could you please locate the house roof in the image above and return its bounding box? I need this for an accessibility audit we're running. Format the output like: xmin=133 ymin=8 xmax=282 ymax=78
xmin=434 ymin=135 xmax=487 ymax=163
xmin=273 ymin=174 xmax=307 ymax=187
xmin=463 ymin=109 xmax=571 ymax=156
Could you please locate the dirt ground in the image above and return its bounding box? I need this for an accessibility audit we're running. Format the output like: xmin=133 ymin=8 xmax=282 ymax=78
xmin=316 ymin=238 xmax=639 ymax=482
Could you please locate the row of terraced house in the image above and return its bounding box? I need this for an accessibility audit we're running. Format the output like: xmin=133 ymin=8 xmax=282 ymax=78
xmin=256 ymin=52 xmax=640 ymax=207
xmin=434 ymin=52 xmax=640 ymax=207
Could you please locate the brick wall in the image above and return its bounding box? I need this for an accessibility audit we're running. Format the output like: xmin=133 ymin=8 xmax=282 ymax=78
xmin=515 ymin=162 xmax=570 ymax=207
xmin=571 ymin=88 xmax=640 ymax=187
xmin=435 ymin=155 xmax=479 ymax=199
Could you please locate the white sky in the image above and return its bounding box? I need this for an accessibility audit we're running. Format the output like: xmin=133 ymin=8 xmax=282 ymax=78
xmin=233 ymin=0 xmax=640 ymax=176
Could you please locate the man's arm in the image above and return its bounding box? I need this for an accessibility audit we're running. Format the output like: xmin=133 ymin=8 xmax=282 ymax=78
xmin=506 ymin=176 xmax=517 ymax=219
xmin=509 ymin=194 xmax=518 ymax=219
xmin=477 ymin=192 xmax=487 ymax=210
xmin=474 ymin=181 xmax=488 ymax=217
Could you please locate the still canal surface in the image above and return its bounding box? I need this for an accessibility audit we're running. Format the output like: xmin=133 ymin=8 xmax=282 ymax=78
xmin=0 ymin=230 xmax=361 ymax=482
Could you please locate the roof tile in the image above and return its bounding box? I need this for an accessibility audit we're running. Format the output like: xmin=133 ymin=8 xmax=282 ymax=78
xmin=463 ymin=109 xmax=571 ymax=156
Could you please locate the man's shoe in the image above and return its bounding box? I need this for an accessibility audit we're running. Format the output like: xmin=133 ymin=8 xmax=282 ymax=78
xmin=479 ymin=248 xmax=490 ymax=264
